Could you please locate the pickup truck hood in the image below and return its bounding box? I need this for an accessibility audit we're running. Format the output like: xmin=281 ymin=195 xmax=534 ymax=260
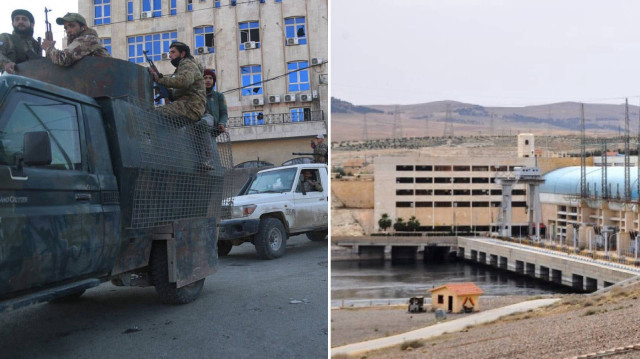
xmin=232 ymin=192 xmax=293 ymax=206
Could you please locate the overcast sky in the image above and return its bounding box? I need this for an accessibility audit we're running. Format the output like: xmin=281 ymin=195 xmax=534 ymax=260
xmin=0 ymin=1 xmax=78 ymax=46
xmin=332 ymin=0 xmax=640 ymax=107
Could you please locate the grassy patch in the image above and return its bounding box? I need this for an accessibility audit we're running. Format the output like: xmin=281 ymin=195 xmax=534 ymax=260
xmin=401 ymin=340 xmax=424 ymax=351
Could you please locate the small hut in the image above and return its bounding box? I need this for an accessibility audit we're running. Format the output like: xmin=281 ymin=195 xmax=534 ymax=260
xmin=429 ymin=282 xmax=483 ymax=313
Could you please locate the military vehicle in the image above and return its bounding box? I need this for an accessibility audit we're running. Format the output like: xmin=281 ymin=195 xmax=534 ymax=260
xmin=0 ymin=57 xmax=231 ymax=312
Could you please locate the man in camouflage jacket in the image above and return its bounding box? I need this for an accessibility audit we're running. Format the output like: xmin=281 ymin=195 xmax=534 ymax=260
xmin=0 ymin=9 xmax=42 ymax=74
xmin=41 ymin=13 xmax=110 ymax=67
xmin=149 ymin=42 xmax=206 ymax=123
xmin=312 ymin=134 xmax=328 ymax=164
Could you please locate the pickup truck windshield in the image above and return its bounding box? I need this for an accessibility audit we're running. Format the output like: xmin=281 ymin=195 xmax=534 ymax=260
xmin=247 ymin=167 xmax=297 ymax=194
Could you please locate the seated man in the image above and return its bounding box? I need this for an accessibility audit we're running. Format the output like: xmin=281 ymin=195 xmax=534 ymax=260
xmin=41 ymin=13 xmax=110 ymax=66
xmin=301 ymin=169 xmax=322 ymax=192
xmin=148 ymin=42 xmax=205 ymax=123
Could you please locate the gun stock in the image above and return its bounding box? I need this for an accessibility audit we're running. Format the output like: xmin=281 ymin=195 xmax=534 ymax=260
xmin=44 ymin=7 xmax=53 ymax=41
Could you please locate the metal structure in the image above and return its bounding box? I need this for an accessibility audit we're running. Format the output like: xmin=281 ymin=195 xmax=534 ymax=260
xmin=362 ymin=112 xmax=369 ymax=141
xmin=393 ymin=104 xmax=404 ymax=139
xmin=495 ymin=167 xmax=545 ymax=238
xmin=443 ymin=103 xmax=455 ymax=137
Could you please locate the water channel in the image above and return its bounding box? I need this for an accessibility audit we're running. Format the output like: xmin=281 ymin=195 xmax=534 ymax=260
xmin=332 ymin=259 xmax=575 ymax=301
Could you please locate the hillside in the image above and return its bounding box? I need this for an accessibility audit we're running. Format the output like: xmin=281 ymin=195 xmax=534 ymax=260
xmin=331 ymin=98 xmax=637 ymax=142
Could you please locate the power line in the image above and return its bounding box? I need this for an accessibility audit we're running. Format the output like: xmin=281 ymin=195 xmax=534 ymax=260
xmin=221 ymin=60 xmax=327 ymax=95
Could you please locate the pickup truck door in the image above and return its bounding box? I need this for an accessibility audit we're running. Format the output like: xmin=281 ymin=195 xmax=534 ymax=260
xmin=292 ymin=168 xmax=326 ymax=231
xmin=0 ymin=90 xmax=106 ymax=296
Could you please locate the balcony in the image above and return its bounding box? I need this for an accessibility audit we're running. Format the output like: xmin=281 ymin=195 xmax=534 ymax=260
xmin=227 ymin=110 xmax=326 ymax=142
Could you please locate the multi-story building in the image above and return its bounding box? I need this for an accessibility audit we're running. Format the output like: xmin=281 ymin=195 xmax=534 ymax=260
xmin=79 ymin=0 xmax=328 ymax=166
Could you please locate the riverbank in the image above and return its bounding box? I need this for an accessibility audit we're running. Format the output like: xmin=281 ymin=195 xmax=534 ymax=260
xmin=332 ymin=280 xmax=640 ymax=358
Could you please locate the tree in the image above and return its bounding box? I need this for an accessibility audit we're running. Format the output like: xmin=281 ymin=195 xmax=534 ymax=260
xmin=407 ymin=216 xmax=421 ymax=232
xmin=378 ymin=213 xmax=392 ymax=232
xmin=393 ymin=217 xmax=406 ymax=232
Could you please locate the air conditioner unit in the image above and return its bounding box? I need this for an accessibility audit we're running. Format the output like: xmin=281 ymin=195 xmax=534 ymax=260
xmin=300 ymin=93 xmax=312 ymax=102
xmin=311 ymin=57 xmax=323 ymax=66
xmin=286 ymin=37 xmax=299 ymax=46
xmin=252 ymin=97 xmax=264 ymax=106
xmin=161 ymin=52 xmax=170 ymax=60
xmin=244 ymin=41 xmax=257 ymax=49
xmin=141 ymin=11 xmax=152 ymax=19
xmin=268 ymin=95 xmax=281 ymax=103
xmin=284 ymin=93 xmax=296 ymax=102
xmin=319 ymin=74 xmax=328 ymax=84
xmin=197 ymin=46 xmax=210 ymax=54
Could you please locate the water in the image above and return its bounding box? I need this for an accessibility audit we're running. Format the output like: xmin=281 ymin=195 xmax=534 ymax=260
xmin=332 ymin=259 xmax=574 ymax=300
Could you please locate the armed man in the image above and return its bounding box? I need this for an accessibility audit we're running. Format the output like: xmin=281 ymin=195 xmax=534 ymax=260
xmin=0 ymin=9 xmax=42 ymax=74
xmin=148 ymin=42 xmax=206 ymax=122
xmin=311 ymin=134 xmax=328 ymax=164
xmin=41 ymin=13 xmax=110 ymax=67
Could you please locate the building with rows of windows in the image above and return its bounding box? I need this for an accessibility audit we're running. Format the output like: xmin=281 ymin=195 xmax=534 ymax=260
xmin=79 ymin=0 xmax=328 ymax=166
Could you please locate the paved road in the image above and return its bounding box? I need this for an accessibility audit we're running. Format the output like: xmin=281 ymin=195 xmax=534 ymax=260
xmin=0 ymin=235 xmax=328 ymax=359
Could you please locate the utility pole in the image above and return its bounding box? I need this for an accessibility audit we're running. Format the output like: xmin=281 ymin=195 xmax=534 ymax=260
xmin=443 ymin=104 xmax=454 ymax=137
xmin=625 ymin=99 xmax=631 ymax=200
xmin=393 ymin=105 xmax=403 ymax=139
xmin=362 ymin=112 xmax=368 ymax=141
xmin=581 ymin=103 xmax=586 ymax=198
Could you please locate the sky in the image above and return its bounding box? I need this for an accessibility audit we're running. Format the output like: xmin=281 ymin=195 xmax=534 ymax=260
xmin=0 ymin=1 xmax=78 ymax=46
xmin=332 ymin=0 xmax=640 ymax=107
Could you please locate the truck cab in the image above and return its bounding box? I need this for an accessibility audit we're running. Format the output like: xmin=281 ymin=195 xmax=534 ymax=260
xmin=219 ymin=164 xmax=328 ymax=259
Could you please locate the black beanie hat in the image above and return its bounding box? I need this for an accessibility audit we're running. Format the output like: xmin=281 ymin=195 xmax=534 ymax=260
xmin=11 ymin=9 xmax=35 ymax=24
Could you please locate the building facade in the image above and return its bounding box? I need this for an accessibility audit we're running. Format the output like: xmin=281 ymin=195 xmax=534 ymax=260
xmin=79 ymin=0 xmax=328 ymax=166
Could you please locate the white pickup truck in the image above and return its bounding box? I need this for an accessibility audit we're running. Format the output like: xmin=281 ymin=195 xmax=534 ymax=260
xmin=218 ymin=164 xmax=328 ymax=259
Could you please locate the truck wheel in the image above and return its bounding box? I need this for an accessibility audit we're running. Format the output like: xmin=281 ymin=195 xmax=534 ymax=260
xmin=306 ymin=230 xmax=327 ymax=241
xmin=150 ymin=243 xmax=205 ymax=304
xmin=254 ymin=218 xmax=287 ymax=259
xmin=218 ymin=240 xmax=233 ymax=256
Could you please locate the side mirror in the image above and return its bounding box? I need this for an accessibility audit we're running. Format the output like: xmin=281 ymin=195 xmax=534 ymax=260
xmin=23 ymin=131 xmax=52 ymax=166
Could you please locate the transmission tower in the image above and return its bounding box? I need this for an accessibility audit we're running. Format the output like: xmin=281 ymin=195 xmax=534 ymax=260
xmin=489 ymin=113 xmax=495 ymax=136
xmin=442 ymin=104 xmax=454 ymax=137
xmin=602 ymin=139 xmax=609 ymax=199
xmin=424 ymin=118 xmax=429 ymax=138
xmin=392 ymin=105 xmax=404 ymax=139
xmin=362 ymin=112 xmax=369 ymax=141
xmin=580 ymin=103 xmax=586 ymax=198
xmin=625 ymin=98 xmax=631 ymax=200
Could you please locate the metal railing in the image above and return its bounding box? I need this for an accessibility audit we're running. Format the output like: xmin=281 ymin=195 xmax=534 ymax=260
xmin=227 ymin=110 xmax=324 ymax=128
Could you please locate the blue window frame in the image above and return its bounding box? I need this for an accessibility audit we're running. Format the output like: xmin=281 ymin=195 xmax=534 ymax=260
xmin=94 ymin=0 xmax=111 ymax=25
xmin=290 ymin=108 xmax=310 ymax=122
xmin=170 ymin=0 xmax=177 ymax=15
xmin=127 ymin=31 xmax=177 ymax=63
xmin=243 ymin=111 xmax=264 ymax=126
xmin=285 ymin=17 xmax=306 ymax=45
xmin=241 ymin=65 xmax=262 ymax=96
xmin=187 ymin=0 xmax=193 ymax=11
xmin=101 ymin=38 xmax=112 ymax=55
xmin=275 ymin=0 xmax=281 ymax=2
xmin=127 ymin=1 xmax=133 ymax=21
xmin=142 ymin=0 xmax=162 ymax=17
xmin=239 ymin=21 xmax=260 ymax=50
xmin=194 ymin=26 xmax=215 ymax=54
xmin=287 ymin=61 xmax=310 ymax=92
xmin=231 ymin=0 xmax=237 ymax=6
xmin=215 ymin=1 xmax=221 ymax=7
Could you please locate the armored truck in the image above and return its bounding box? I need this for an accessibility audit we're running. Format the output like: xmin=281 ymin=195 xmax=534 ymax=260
xmin=0 ymin=57 xmax=229 ymax=311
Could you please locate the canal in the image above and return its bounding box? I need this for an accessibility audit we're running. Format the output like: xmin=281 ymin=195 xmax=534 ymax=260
xmin=332 ymin=258 xmax=575 ymax=300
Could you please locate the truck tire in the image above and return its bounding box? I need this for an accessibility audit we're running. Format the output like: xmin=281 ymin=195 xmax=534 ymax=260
xmin=150 ymin=243 xmax=205 ymax=304
xmin=254 ymin=217 xmax=287 ymax=259
xmin=306 ymin=230 xmax=327 ymax=241
xmin=218 ymin=240 xmax=233 ymax=256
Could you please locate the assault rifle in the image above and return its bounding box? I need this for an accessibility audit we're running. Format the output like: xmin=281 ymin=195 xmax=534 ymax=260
xmin=292 ymin=152 xmax=328 ymax=163
xmin=142 ymin=50 xmax=171 ymax=104
xmin=44 ymin=8 xmax=53 ymax=41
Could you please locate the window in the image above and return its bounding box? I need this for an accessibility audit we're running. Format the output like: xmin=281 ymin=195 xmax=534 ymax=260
xmin=128 ymin=31 xmax=177 ymax=63
xmin=396 ymin=202 xmax=413 ymax=208
xmin=290 ymin=107 xmax=310 ymax=122
xmin=239 ymin=21 xmax=260 ymax=50
xmin=396 ymin=177 xmax=413 ymax=183
xmin=415 ymin=189 xmax=432 ymax=195
xmin=240 ymin=65 xmax=262 ymax=96
xmin=416 ymin=165 xmax=432 ymax=171
xmin=287 ymin=61 xmax=310 ymax=92
xmin=127 ymin=1 xmax=133 ymax=21
xmin=296 ymin=169 xmax=322 ymax=193
xmin=215 ymin=1 xmax=221 ymax=7
xmin=0 ymin=93 xmax=81 ymax=170
xmin=282 ymin=157 xmax=312 ymax=166
xmin=243 ymin=111 xmax=264 ymax=126
xmin=415 ymin=177 xmax=432 ymax=183
xmin=234 ymin=160 xmax=273 ymax=169
xmin=275 ymin=0 xmax=281 ymax=2
xmin=101 ymin=38 xmax=112 ymax=55
xmin=396 ymin=189 xmax=413 ymax=195
xmin=194 ymin=26 xmax=215 ymax=54
xmin=438 ymin=295 xmax=444 ymax=304
xmin=187 ymin=0 xmax=193 ymax=11
xmin=142 ymin=0 xmax=162 ymax=17
xmin=285 ymin=17 xmax=306 ymax=45
xmin=396 ymin=165 xmax=413 ymax=171
xmin=170 ymin=0 xmax=177 ymax=15
xmin=94 ymin=0 xmax=111 ymax=25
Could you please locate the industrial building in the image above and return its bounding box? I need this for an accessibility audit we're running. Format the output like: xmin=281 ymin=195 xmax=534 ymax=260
xmin=79 ymin=0 xmax=328 ymax=166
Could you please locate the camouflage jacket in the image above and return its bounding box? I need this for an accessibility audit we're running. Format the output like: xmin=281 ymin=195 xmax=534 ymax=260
xmin=46 ymin=28 xmax=110 ymax=67
xmin=302 ymin=179 xmax=323 ymax=193
xmin=313 ymin=142 xmax=328 ymax=163
xmin=158 ymin=57 xmax=206 ymax=117
xmin=0 ymin=32 xmax=42 ymax=70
